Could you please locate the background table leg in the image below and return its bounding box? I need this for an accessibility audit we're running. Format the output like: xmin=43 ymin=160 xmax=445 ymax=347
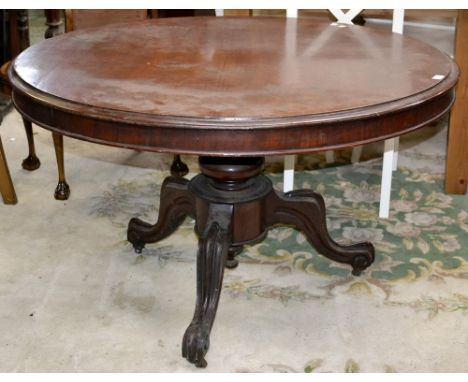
xmin=170 ymin=154 xmax=189 ymax=177
xmin=21 ymin=117 xmax=40 ymax=171
xmin=52 ymin=132 xmax=70 ymax=200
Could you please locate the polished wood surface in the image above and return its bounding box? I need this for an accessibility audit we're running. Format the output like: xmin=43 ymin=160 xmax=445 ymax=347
xmin=63 ymin=10 xmax=188 ymax=178
xmin=445 ymin=10 xmax=468 ymax=194
xmin=10 ymin=17 xmax=457 ymax=156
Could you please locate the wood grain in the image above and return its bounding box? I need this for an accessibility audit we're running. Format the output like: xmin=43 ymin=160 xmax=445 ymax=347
xmin=9 ymin=17 xmax=458 ymax=156
xmin=445 ymin=10 xmax=468 ymax=194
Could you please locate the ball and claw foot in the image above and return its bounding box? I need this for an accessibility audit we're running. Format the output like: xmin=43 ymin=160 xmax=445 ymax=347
xmin=22 ymin=155 xmax=41 ymax=171
xmin=182 ymin=324 xmax=210 ymax=368
xmin=54 ymin=181 xmax=70 ymax=200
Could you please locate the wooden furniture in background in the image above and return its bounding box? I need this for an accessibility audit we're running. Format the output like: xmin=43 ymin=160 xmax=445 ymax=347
xmin=0 ymin=95 xmax=16 ymax=204
xmin=0 ymin=10 xmax=39 ymax=204
xmin=64 ymin=9 xmax=147 ymax=30
xmin=445 ymin=10 xmax=468 ymax=194
xmin=0 ymin=11 xmax=53 ymax=198
xmin=44 ymin=9 xmax=62 ymax=38
xmin=10 ymin=17 xmax=458 ymax=367
xmin=18 ymin=10 xmax=68 ymax=200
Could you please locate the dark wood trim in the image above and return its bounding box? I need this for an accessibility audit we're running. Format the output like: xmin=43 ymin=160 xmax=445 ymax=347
xmin=11 ymin=83 xmax=455 ymax=157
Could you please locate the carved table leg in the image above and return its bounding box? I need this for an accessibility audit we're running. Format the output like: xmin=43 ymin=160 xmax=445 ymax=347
xmin=170 ymin=154 xmax=189 ymax=177
xmin=52 ymin=132 xmax=70 ymax=200
xmin=182 ymin=203 xmax=232 ymax=367
xmin=265 ymin=189 xmax=374 ymax=275
xmin=127 ymin=176 xmax=195 ymax=252
xmin=21 ymin=118 xmax=40 ymax=171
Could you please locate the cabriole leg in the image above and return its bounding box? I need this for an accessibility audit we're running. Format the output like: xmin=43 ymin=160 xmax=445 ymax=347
xmin=182 ymin=204 xmax=233 ymax=368
xmin=52 ymin=132 xmax=70 ymax=200
xmin=21 ymin=118 xmax=40 ymax=171
xmin=127 ymin=176 xmax=195 ymax=253
xmin=266 ymin=189 xmax=374 ymax=276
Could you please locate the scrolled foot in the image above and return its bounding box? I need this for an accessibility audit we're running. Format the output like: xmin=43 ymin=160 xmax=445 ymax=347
xmin=182 ymin=323 xmax=210 ymax=368
xmin=351 ymin=250 xmax=374 ymax=276
xmin=127 ymin=218 xmax=150 ymax=253
xmin=126 ymin=177 xmax=194 ymax=253
xmin=22 ymin=155 xmax=41 ymax=171
xmin=266 ymin=189 xmax=375 ymax=275
xmin=54 ymin=181 xmax=70 ymax=200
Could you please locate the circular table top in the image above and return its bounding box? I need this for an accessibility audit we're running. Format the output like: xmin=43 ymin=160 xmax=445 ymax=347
xmin=9 ymin=17 xmax=458 ymax=156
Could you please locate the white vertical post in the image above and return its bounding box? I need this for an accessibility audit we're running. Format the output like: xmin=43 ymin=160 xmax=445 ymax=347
xmin=389 ymin=10 xmax=404 ymax=174
xmin=215 ymin=9 xmax=224 ymax=17
xmin=392 ymin=9 xmax=405 ymax=34
xmin=379 ymin=138 xmax=398 ymax=218
xmin=286 ymin=9 xmax=298 ymax=18
xmin=283 ymin=9 xmax=298 ymax=193
xmin=283 ymin=155 xmax=296 ymax=192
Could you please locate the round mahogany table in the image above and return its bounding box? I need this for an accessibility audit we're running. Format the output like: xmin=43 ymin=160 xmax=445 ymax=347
xmin=9 ymin=17 xmax=458 ymax=367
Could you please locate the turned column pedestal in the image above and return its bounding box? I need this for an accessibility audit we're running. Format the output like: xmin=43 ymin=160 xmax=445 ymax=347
xmin=127 ymin=156 xmax=375 ymax=367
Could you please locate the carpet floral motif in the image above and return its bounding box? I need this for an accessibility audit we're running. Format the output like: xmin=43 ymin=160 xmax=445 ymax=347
xmin=89 ymin=158 xmax=468 ymax=311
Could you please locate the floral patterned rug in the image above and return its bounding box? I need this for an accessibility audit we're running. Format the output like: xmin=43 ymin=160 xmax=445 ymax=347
xmin=83 ymin=154 xmax=468 ymax=372
xmin=90 ymin=156 xmax=468 ymax=317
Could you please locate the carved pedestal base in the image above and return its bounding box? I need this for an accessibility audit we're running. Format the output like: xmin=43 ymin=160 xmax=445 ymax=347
xmin=127 ymin=156 xmax=375 ymax=367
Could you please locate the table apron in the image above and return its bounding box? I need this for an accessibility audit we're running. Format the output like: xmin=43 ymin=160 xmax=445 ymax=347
xmin=12 ymin=89 xmax=454 ymax=157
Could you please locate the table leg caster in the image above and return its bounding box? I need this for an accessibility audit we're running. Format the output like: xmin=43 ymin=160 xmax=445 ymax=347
xmin=225 ymin=246 xmax=242 ymax=269
xmin=127 ymin=176 xmax=195 ymax=253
